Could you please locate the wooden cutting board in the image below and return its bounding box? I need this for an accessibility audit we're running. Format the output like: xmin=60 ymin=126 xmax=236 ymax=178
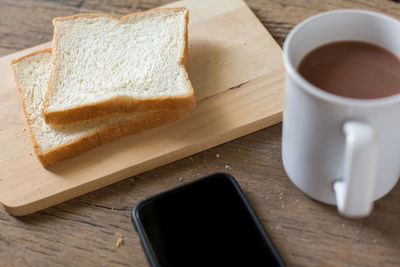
xmin=0 ymin=0 xmax=284 ymax=216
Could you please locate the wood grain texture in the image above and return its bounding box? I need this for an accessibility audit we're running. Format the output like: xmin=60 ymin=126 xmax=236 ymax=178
xmin=0 ymin=0 xmax=284 ymax=215
xmin=0 ymin=0 xmax=399 ymax=266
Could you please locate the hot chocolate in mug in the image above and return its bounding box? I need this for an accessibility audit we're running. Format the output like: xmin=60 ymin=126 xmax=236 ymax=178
xmin=282 ymin=10 xmax=400 ymax=217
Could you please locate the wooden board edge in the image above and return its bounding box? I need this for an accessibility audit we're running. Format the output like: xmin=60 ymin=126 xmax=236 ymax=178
xmin=0 ymin=42 xmax=52 ymax=63
xmin=1 ymin=111 xmax=282 ymax=216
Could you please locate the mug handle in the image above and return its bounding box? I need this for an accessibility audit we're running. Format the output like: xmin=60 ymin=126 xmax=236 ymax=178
xmin=333 ymin=121 xmax=377 ymax=217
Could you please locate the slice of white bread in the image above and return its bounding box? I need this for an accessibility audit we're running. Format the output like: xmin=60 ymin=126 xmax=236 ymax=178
xmin=43 ymin=8 xmax=195 ymax=125
xmin=11 ymin=49 xmax=185 ymax=167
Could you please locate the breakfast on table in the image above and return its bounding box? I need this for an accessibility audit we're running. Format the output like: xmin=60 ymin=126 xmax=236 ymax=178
xmin=2 ymin=0 xmax=400 ymax=265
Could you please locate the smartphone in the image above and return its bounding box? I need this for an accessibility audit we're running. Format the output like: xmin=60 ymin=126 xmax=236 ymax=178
xmin=131 ymin=173 xmax=285 ymax=267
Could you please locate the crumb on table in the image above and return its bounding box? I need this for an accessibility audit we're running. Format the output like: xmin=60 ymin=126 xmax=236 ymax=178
xmin=115 ymin=232 xmax=123 ymax=248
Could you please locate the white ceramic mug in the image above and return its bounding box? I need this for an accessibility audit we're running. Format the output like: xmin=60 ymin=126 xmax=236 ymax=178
xmin=282 ymin=10 xmax=400 ymax=218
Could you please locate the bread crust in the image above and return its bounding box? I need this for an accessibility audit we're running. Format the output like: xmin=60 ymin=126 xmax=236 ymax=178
xmin=11 ymin=49 xmax=185 ymax=167
xmin=39 ymin=109 xmax=184 ymax=167
xmin=44 ymin=8 xmax=195 ymax=125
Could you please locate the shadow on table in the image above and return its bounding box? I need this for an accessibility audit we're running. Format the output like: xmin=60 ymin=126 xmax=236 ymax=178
xmin=315 ymin=180 xmax=400 ymax=244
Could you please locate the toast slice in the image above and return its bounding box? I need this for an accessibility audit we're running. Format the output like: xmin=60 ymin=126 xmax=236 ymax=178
xmin=11 ymin=49 xmax=185 ymax=167
xmin=43 ymin=8 xmax=195 ymax=125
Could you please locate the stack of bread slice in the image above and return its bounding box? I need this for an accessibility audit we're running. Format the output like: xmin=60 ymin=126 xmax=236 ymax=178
xmin=11 ymin=8 xmax=195 ymax=167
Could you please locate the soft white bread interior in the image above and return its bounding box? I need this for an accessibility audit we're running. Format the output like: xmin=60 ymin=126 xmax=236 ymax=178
xmin=11 ymin=49 xmax=184 ymax=166
xmin=43 ymin=8 xmax=195 ymax=124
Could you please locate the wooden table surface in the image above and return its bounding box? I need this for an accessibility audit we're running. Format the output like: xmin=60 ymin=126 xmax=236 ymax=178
xmin=1 ymin=0 xmax=400 ymax=266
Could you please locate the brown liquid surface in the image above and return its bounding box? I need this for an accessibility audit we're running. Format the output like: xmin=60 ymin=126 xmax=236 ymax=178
xmin=298 ymin=41 xmax=400 ymax=99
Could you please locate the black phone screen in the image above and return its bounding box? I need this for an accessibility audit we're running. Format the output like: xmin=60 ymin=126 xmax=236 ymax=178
xmin=132 ymin=173 xmax=284 ymax=267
